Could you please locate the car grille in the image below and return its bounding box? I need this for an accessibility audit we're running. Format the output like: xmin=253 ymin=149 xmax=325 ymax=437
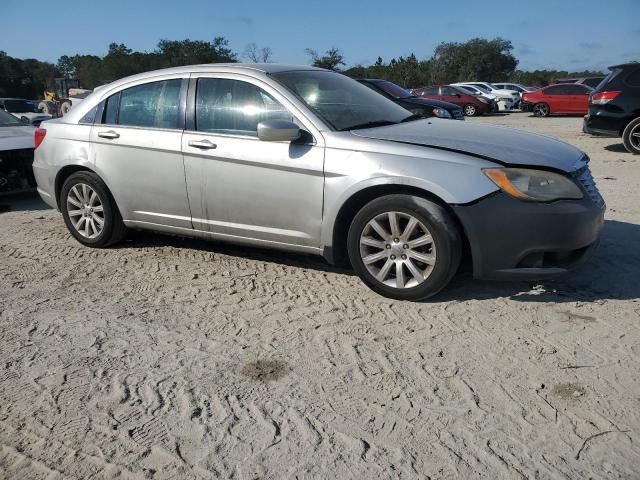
xmin=452 ymin=109 xmax=464 ymax=120
xmin=572 ymin=165 xmax=605 ymax=207
xmin=0 ymin=148 xmax=36 ymax=193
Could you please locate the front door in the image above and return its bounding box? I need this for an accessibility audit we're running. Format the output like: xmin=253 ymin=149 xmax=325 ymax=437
xmin=182 ymin=75 xmax=325 ymax=249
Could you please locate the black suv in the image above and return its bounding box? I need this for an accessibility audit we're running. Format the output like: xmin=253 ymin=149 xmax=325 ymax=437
xmin=583 ymin=62 xmax=640 ymax=154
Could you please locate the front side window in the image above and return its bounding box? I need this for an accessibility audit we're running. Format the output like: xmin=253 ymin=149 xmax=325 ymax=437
xmin=272 ymin=70 xmax=412 ymax=131
xmin=118 ymin=79 xmax=182 ymax=129
xmin=195 ymin=78 xmax=292 ymax=136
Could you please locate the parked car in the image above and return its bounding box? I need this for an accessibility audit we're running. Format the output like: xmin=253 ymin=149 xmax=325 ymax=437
xmin=521 ymin=84 xmax=592 ymax=117
xmin=33 ymin=64 xmax=605 ymax=300
xmin=452 ymin=82 xmax=521 ymax=102
xmin=493 ymin=82 xmax=538 ymax=93
xmin=0 ymin=98 xmax=52 ymax=126
xmin=357 ymin=79 xmax=464 ymax=120
xmin=0 ymin=109 xmax=36 ymax=193
xmin=455 ymin=84 xmax=510 ymax=112
xmin=583 ymin=62 xmax=640 ymax=154
xmin=555 ymin=77 xmax=606 ymax=89
xmin=412 ymin=85 xmax=493 ymax=116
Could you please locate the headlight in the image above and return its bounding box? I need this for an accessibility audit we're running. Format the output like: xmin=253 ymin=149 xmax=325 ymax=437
xmin=483 ymin=168 xmax=583 ymax=202
xmin=432 ymin=107 xmax=452 ymax=118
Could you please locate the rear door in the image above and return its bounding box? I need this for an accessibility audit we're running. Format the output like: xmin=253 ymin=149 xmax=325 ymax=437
xmin=566 ymin=84 xmax=591 ymax=113
xmin=90 ymin=76 xmax=192 ymax=228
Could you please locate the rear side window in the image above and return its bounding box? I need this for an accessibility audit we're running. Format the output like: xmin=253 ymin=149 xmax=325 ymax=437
xmin=544 ymin=85 xmax=568 ymax=95
xmin=195 ymin=78 xmax=292 ymax=136
xmin=79 ymin=105 xmax=98 ymax=124
xmin=118 ymin=80 xmax=182 ymax=129
xmin=103 ymin=92 xmax=120 ymax=124
xmin=566 ymin=85 xmax=591 ymax=95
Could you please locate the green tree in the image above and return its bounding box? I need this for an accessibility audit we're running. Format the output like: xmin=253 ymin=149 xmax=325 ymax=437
xmin=305 ymin=48 xmax=345 ymax=71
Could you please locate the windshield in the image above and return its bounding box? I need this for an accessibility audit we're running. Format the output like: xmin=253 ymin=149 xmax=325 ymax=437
xmin=271 ymin=71 xmax=414 ymax=131
xmin=0 ymin=109 xmax=23 ymax=126
xmin=375 ymin=80 xmax=412 ymax=99
xmin=473 ymin=84 xmax=492 ymax=93
xmin=458 ymin=86 xmax=478 ymax=94
xmin=4 ymin=99 xmax=40 ymax=113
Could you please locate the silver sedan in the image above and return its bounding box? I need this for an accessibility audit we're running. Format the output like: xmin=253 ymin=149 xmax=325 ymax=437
xmin=32 ymin=64 xmax=605 ymax=300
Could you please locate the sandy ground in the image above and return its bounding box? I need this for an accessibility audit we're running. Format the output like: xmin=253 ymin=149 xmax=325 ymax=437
xmin=1 ymin=112 xmax=639 ymax=479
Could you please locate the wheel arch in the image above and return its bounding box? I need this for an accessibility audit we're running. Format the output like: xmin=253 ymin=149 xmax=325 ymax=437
xmin=324 ymin=184 xmax=472 ymax=271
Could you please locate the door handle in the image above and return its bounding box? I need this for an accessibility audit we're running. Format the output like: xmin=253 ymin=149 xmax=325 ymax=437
xmin=98 ymin=130 xmax=120 ymax=139
xmin=188 ymin=139 xmax=217 ymax=150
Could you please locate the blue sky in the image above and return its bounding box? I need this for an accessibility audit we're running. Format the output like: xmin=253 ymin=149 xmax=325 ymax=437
xmin=1 ymin=0 xmax=638 ymax=72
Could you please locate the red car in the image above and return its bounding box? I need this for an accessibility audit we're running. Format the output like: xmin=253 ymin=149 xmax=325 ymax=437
xmin=521 ymin=83 xmax=593 ymax=117
xmin=412 ymin=85 xmax=492 ymax=116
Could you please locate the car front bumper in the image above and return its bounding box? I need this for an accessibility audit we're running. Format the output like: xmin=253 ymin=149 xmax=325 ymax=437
xmin=453 ymin=191 xmax=605 ymax=280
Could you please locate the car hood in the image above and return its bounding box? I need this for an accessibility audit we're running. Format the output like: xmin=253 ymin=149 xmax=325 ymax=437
xmin=351 ymin=119 xmax=585 ymax=172
xmin=0 ymin=125 xmax=35 ymax=150
xmin=402 ymin=97 xmax=461 ymax=110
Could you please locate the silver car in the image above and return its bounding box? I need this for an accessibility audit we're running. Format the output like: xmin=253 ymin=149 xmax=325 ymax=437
xmin=33 ymin=64 xmax=605 ymax=300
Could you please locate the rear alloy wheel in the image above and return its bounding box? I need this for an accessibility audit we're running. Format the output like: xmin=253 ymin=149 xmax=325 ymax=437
xmin=622 ymin=117 xmax=640 ymax=154
xmin=60 ymin=171 xmax=126 ymax=247
xmin=532 ymin=102 xmax=550 ymax=117
xmin=463 ymin=104 xmax=478 ymax=116
xmin=347 ymin=195 xmax=461 ymax=301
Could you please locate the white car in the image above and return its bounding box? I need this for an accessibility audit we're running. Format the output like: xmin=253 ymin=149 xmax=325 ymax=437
xmin=456 ymin=84 xmax=516 ymax=112
xmin=493 ymin=82 xmax=538 ymax=93
xmin=0 ymin=98 xmax=52 ymax=126
xmin=453 ymin=82 xmax=521 ymax=102
xmin=0 ymin=109 xmax=36 ymax=194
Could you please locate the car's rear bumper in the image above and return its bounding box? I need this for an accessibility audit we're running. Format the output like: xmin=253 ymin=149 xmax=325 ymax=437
xmin=582 ymin=110 xmax=627 ymax=137
xmin=453 ymin=192 xmax=605 ymax=280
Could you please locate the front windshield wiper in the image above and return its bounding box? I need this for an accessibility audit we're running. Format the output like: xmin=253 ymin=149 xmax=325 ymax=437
xmin=340 ymin=120 xmax=398 ymax=131
xmin=400 ymin=114 xmax=424 ymax=123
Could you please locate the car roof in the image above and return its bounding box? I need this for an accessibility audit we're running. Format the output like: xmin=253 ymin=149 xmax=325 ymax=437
xmin=608 ymin=61 xmax=639 ymax=69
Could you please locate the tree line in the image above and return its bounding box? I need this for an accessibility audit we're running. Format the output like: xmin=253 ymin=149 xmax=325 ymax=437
xmin=0 ymin=37 xmax=607 ymax=99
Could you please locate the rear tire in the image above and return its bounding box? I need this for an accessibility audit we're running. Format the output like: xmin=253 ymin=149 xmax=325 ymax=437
xmin=532 ymin=102 xmax=550 ymax=117
xmin=463 ymin=104 xmax=478 ymax=116
xmin=60 ymin=172 xmax=126 ymax=247
xmin=347 ymin=194 xmax=462 ymax=301
xmin=622 ymin=117 xmax=640 ymax=154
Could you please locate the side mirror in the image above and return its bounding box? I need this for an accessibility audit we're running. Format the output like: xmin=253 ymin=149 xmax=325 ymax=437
xmin=20 ymin=116 xmax=31 ymax=125
xmin=257 ymin=120 xmax=301 ymax=142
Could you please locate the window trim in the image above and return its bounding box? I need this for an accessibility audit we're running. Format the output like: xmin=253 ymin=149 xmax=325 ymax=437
xmin=95 ymin=78 xmax=188 ymax=131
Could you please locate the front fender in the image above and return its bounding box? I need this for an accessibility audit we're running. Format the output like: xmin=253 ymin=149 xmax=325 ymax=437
xmin=320 ymin=146 xmax=499 ymax=248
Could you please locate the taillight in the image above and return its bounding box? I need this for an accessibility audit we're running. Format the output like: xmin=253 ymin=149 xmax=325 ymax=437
xmin=34 ymin=128 xmax=46 ymax=149
xmin=591 ymin=91 xmax=621 ymax=105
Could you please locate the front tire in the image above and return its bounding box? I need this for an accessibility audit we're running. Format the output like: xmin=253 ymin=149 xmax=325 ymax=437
xmin=532 ymin=102 xmax=550 ymax=117
xmin=60 ymin=171 xmax=126 ymax=247
xmin=347 ymin=195 xmax=462 ymax=301
xmin=463 ymin=104 xmax=478 ymax=117
xmin=622 ymin=117 xmax=640 ymax=154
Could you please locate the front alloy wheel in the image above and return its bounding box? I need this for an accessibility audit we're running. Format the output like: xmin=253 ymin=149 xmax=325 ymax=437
xmin=359 ymin=211 xmax=436 ymax=289
xmin=463 ymin=104 xmax=477 ymax=116
xmin=347 ymin=194 xmax=462 ymax=301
